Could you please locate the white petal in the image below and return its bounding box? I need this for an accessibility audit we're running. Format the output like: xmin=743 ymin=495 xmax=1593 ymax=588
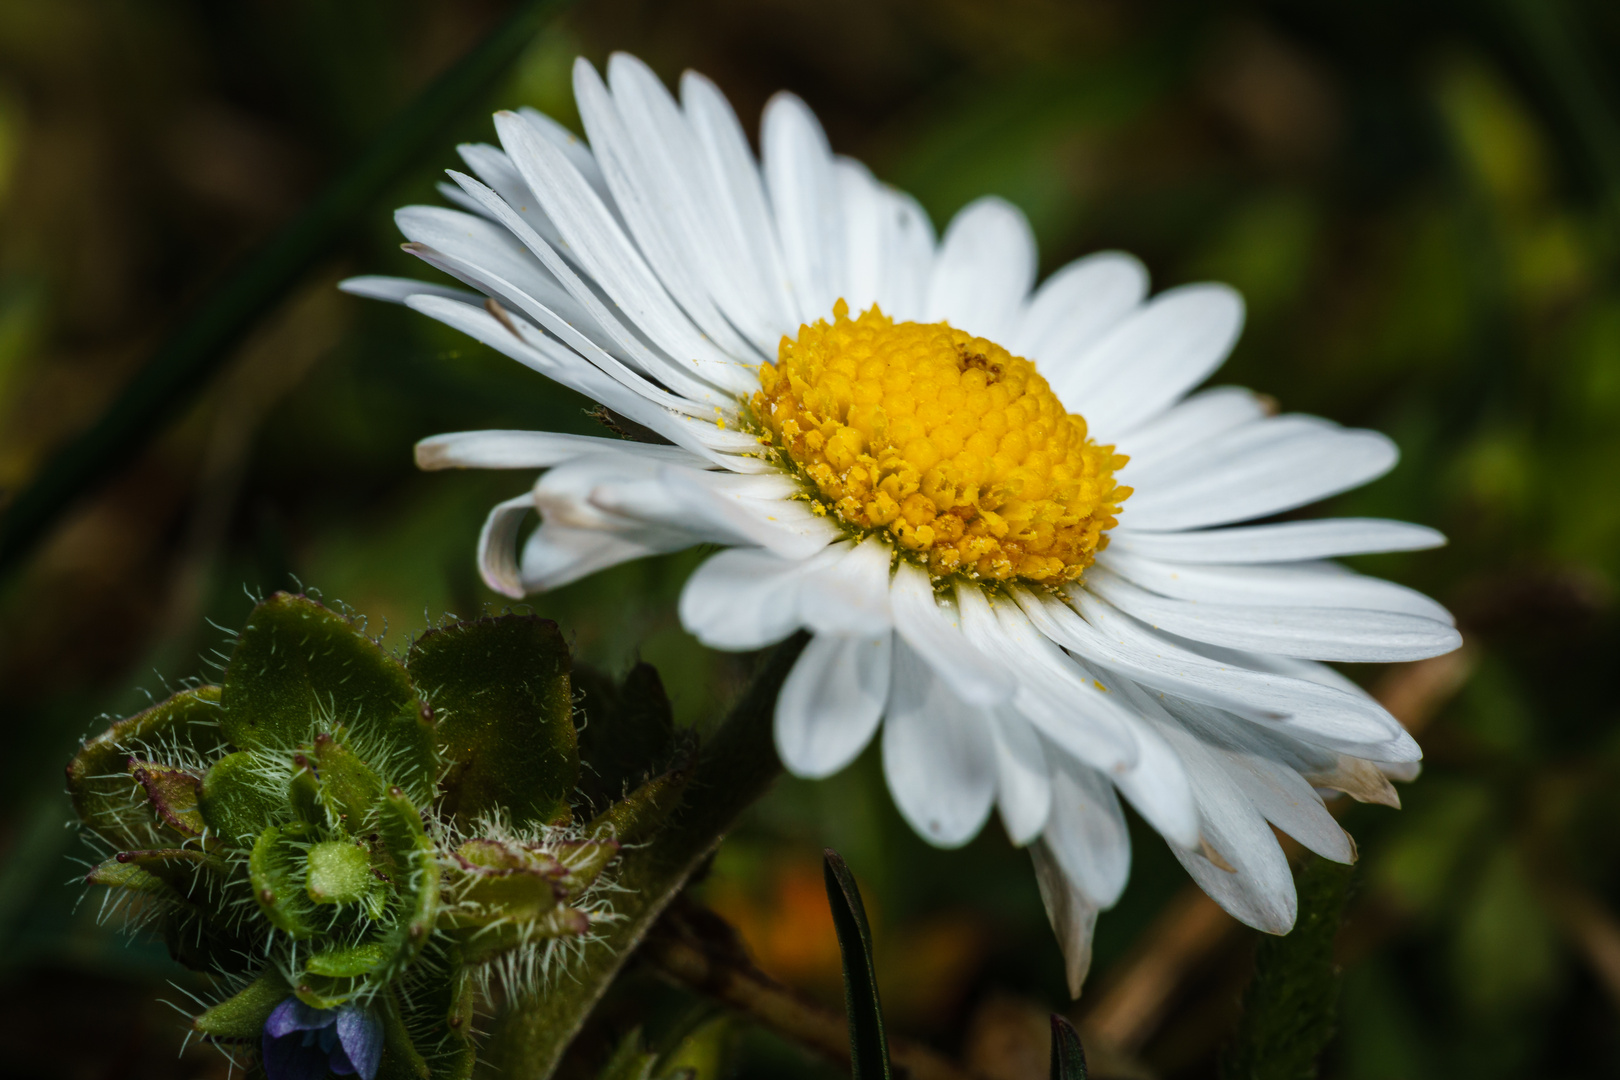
xmin=776 ymin=633 xmax=892 ymax=779
xmin=837 ymin=159 xmax=889 ymax=318
xmin=1122 ymin=685 xmax=1298 ymax=933
xmin=954 ymin=585 xmax=1140 ymax=771
xmin=402 ymin=225 xmax=713 ymax=415
xmin=1116 ymin=386 xmax=1269 ymax=475
xmin=679 ymin=545 xmax=843 ymax=650
xmin=454 ymin=142 xmax=568 ymax=251
xmin=925 ymin=196 xmax=1036 ymax=342
xmin=438 ymin=177 xmax=497 ymax=220
xmin=680 ymin=70 xmax=800 ymax=343
xmin=516 ymin=105 xmax=613 ymax=203
xmin=882 ymin=641 xmax=998 ymax=847
xmin=591 ymin=56 xmax=766 ymax=363
xmin=1107 ymin=518 xmax=1447 ymax=564
xmin=580 ymin=464 xmax=840 ymax=558
xmin=1011 ymin=586 xmax=1415 ymax=756
xmin=477 ymin=493 xmax=534 ymax=598
xmin=872 ymin=188 xmax=935 ymax=322
xmin=338 ymin=275 xmax=480 ymax=306
xmin=414 ymin=430 xmax=698 ymax=471
xmin=889 ymin=562 xmax=1015 ymax=707
xmin=401 ymin=293 xmax=765 ymax=472
xmin=1099 ymin=550 xmax=1454 ymax=624
xmin=797 ymin=535 xmax=894 ymax=636
xmin=492 ymin=110 xmax=755 ymax=397
xmin=991 ymin=708 xmax=1052 ymax=845
xmin=1071 ymin=686 xmax=1202 ymax=851
xmin=762 ymin=92 xmax=844 ymax=322
xmin=1172 ymin=700 xmax=1355 ymax=863
xmin=441 ymin=167 xmax=747 ymax=406
xmin=520 ymin=519 xmax=692 ymax=592
xmin=394 ymin=204 xmax=603 ymax=335
xmin=1085 ymin=566 xmax=1462 ymax=663
xmin=1039 ymin=758 xmax=1131 ymax=906
xmin=1053 ymin=284 xmax=1245 ymax=440
xmin=1031 ymin=840 xmax=1103 ymax=998
xmin=1011 ymin=251 xmax=1148 ymax=369
xmin=1119 ymin=416 xmax=1398 ymax=532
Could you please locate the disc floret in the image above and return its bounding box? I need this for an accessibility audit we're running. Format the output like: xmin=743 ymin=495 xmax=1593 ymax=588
xmin=753 ymin=301 xmax=1131 ymax=583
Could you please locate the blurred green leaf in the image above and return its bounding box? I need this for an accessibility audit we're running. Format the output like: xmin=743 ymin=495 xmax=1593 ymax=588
xmin=1450 ymin=846 xmax=1560 ymax=1015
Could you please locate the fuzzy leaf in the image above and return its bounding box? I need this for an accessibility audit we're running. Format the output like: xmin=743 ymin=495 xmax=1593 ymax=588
xmin=191 ymin=969 xmax=290 ymax=1040
xmin=306 ymin=840 xmax=375 ymax=905
xmin=1049 ymin=1015 xmax=1088 ymax=1080
xmin=86 ymin=857 xmax=184 ymax=901
xmin=288 ymin=763 xmax=325 ymax=825
xmin=408 ymin=615 xmax=577 ymax=829
xmin=587 ymin=755 xmax=693 ymax=847
xmin=378 ymin=985 xmax=431 ymax=1080
xmin=311 ymin=732 xmax=387 ymax=832
xmin=250 ymin=823 xmax=317 ymax=938
xmin=445 ymin=866 xmax=563 ymax=926
xmin=198 ymin=751 xmax=280 ymax=843
xmin=221 ymin=592 xmax=414 ymax=753
xmin=307 ymin=941 xmax=392 ymax=978
xmin=824 ymin=849 xmax=891 ymax=1080
xmin=551 ymin=838 xmax=621 ymax=896
xmin=128 ymin=761 xmax=205 ymax=837
xmin=574 ymin=662 xmax=677 ymax=813
xmin=373 ymin=787 xmax=441 ymax=972
xmin=67 ymin=686 xmax=223 ymax=846
xmin=112 ymin=848 xmax=224 ymax=893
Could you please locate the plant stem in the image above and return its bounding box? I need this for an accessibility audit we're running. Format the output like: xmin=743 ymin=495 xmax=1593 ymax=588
xmin=487 ymin=634 xmax=807 ymax=1080
xmin=0 ymin=0 xmax=575 ymax=581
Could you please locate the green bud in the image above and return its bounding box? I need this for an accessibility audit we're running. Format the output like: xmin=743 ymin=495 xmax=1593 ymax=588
xmin=306 ymin=841 xmax=375 ymax=905
xmin=68 ymin=594 xmax=694 ymax=1077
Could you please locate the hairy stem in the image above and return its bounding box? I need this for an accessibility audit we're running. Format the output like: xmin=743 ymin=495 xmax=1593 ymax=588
xmin=487 ymin=634 xmax=806 ymax=1079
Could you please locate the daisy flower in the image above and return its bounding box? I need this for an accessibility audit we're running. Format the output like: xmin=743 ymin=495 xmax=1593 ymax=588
xmin=342 ymin=53 xmax=1460 ymax=993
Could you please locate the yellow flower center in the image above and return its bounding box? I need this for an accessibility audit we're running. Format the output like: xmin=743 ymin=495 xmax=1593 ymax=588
xmin=752 ymin=301 xmax=1131 ymax=583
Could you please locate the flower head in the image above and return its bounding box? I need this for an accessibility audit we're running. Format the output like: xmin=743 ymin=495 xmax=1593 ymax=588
xmin=346 ymin=52 xmax=1461 ymax=993
xmin=262 ymin=998 xmax=382 ymax=1080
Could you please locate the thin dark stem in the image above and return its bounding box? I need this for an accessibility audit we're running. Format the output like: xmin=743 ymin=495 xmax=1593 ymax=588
xmin=0 ymin=0 xmax=575 ymax=581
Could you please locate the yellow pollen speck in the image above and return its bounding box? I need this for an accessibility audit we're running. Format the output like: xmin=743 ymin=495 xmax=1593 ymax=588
xmin=752 ymin=300 xmax=1131 ymax=583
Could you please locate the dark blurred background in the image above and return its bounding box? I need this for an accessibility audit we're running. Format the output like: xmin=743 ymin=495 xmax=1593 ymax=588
xmin=3 ymin=0 xmax=1620 ymax=1077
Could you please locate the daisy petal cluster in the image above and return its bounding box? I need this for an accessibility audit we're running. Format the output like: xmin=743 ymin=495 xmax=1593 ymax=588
xmin=344 ymin=53 xmax=1461 ymax=992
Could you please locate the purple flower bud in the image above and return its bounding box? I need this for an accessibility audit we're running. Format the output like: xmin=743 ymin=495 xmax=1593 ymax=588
xmin=262 ymin=998 xmax=382 ymax=1080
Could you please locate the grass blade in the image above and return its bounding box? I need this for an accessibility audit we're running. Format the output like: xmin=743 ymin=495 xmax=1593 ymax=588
xmin=1048 ymin=1015 xmax=1087 ymax=1080
xmin=823 ymin=849 xmax=891 ymax=1080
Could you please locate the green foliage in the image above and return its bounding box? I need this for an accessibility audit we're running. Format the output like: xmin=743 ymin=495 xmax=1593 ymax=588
xmin=1222 ymin=857 xmax=1356 ymax=1080
xmin=409 ymin=615 xmax=577 ymax=828
xmin=67 ymin=592 xmax=693 ymax=1079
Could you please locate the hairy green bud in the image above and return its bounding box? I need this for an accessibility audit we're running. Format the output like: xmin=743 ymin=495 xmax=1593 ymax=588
xmin=68 ymin=593 xmax=689 ymax=1079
